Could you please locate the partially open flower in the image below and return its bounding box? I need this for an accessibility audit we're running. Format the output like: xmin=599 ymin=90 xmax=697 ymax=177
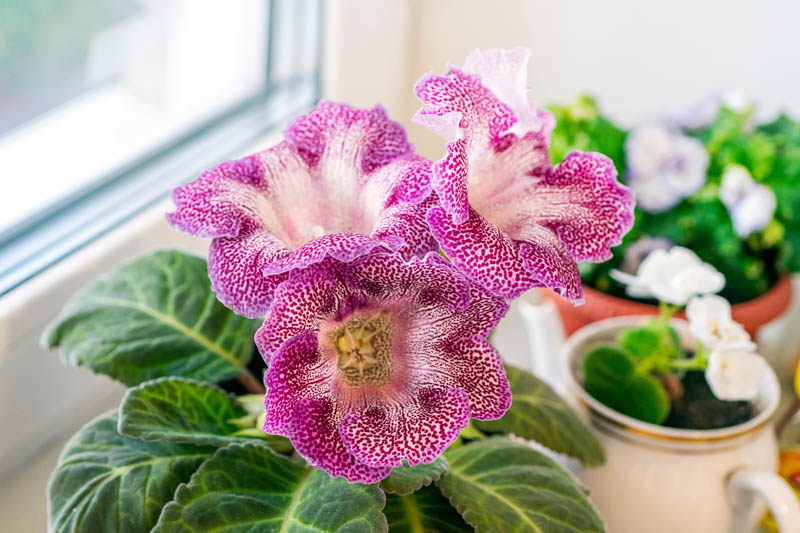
xmin=686 ymin=294 xmax=755 ymax=351
xmin=720 ymin=165 xmax=776 ymax=238
xmin=705 ymin=347 xmax=766 ymax=401
xmin=413 ymin=47 xmax=634 ymax=301
xmin=167 ymin=102 xmax=436 ymax=317
xmin=255 ymin=253 xmax=511 ymax=483
xmin=625 ymin=123 xmax=709 ymax=213
xmin=611 ymin=246 xmax=725 ymax=305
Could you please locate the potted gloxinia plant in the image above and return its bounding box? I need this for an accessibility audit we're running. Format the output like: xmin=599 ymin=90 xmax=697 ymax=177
xmin=561 ymin=245 xmax=800 ymax=532
xmin=542 ymin=95 xmax=798 ymax=335
xmin=43 ymin=48 xmax=634 ymax=533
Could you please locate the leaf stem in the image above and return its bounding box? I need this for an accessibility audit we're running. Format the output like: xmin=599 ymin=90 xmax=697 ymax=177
xmin=237 ymin=372 xmax=266 ymax=395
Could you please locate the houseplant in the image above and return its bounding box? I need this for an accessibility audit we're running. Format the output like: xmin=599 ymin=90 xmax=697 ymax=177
xmin=43 ymin=48 xmax=635 ymax=533
xmin=542 ymin=95 xmax=798 ymax=334
xmin=558 ymin=246 xmax=800 ymax=532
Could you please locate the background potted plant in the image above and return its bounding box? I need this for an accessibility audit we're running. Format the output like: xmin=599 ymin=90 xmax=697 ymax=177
xmin=42 ymin=48 xmax=639 ymax=533
xmin=541 ymin=95 xmax=798 ymax=335
xmin=561 ymin=246 xmax=800 ymax=532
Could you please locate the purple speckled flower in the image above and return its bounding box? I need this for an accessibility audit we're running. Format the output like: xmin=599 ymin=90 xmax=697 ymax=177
xmin=413 ymin=48 xmax=635 ymax=302
xmin=255 ymin=253 xmax=510 ymax=483
xmin=167 ymin=101 xmax=436 ymax=317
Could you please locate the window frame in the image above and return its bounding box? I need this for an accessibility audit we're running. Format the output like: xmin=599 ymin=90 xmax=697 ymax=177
xmin=0 ymin=0 xmax=324 ymax=296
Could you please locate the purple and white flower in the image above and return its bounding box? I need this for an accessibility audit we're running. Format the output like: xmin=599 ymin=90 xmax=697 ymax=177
xmin=625 ymin=123 xmax=709 ymax=213
xmin=719 ymin=165 xmax=776 ymax=238
xmin=413 ymin=47 xmax=635 ymax=302
xmin=255 ymin=253 xmax=511 ymax=483
xmin=167 ymin=102 xmax=437 ymax=317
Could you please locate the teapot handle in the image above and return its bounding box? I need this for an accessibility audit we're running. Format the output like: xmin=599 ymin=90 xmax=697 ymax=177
xmin=727 ymin=469 xmax=800 ymax=532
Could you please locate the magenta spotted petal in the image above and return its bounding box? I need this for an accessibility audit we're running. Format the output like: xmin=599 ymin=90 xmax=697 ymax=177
xmin=414 ymin=48 xmax=634 ymax=301
xmin=256 ymin=253 xmax=510 ymax=483
xmin=167 ymin=102 xmax=436 ymax=317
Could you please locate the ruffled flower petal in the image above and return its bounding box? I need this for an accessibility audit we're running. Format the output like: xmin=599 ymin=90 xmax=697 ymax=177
xmin=422 ymin=336 xmax=511 ymax=420
xmin=289 ymin=397 xmax=392 ymax=484
xmin=347 ymin=252 xmax=471 ymax=313
xmin=262 ymin=331 xmax=331 ymax=434
xmin=415 ymin=49 xmax=634 ymax=301
xmin=258 ymin=254 xmax=509 ymax=481
xmin=426 ymin=205 xmax=540 ymax=300
xmin=207 ymin=224 xmax=290 ymax=317
xmin=339 ymin=388 xmax=470 ymax=468
xmin=168 ymin=102 xmax=436 ymax=316
xmin=255 ymin=264 xmax=339 ymax=363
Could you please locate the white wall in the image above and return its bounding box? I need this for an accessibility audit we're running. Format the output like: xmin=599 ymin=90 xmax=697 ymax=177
xmin=325 ymin=0 xmax=800 ymax=159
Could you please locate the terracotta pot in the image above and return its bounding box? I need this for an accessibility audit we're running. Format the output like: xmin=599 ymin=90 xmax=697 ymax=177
xmin=541 ymin=275 xmax=793 ymax=337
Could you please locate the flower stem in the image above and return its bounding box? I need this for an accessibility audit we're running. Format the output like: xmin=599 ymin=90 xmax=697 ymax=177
xmin=238 ymin=371 xmax=266 ymax=395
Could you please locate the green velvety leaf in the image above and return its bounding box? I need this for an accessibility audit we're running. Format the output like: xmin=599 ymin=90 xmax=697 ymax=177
xmin=384 ymin=485 xmax=472 ymax=532
xmin=119 ymin=377 xmax=251 ymax=446
xmin=617 ymin=327 xmax=661 ymax=359
xmin=474 ymin=365 xmax=604 ymax=466
xmin=48 ymin=411 xmax=215 ymax=533
xmin=584 ymin=345 xmax=670 ymax=425
xmin=44 ymin=250 xmax=259 ymax=386
xmin=153 ymin=442 xmax=388 ymax=533
xmin=381 ymin=457 xmax=449 ymax=495
xmin=439 ymin=437 xmax=605 ymax=533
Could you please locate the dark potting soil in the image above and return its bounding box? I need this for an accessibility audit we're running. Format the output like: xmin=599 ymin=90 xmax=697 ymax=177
xmin=662 ymin=370 xmax=755 ymax=430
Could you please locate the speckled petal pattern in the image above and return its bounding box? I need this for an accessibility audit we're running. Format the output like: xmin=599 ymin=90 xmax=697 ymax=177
xmin=415 ymin=49 xmax=634 ymax=302
xmin=263 ymin=331 xmax=331 ymax=435
xmin=427 ymin=206 xmax=540 ymax=300
xmin=428 ymin=336 xmax=511 ymax=420
xmin=289 ymin=397 xmax=392 ymax=484
xmin=206 ymin=223 xmax=290 ymax=317
xmin=255 ymin=262 xmax=342 ymax=364
xmin=339 ymin=387 xmax=470 ymax=468
xmin=168 ymin=102 xmax=436 ymax=317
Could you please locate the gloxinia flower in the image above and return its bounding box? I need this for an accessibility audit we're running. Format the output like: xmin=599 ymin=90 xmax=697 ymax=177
xmin=255 ymin=253 xmax=511 ymax=483
xmin=413 ymin=47 xmax=634 ymax=301
xmin=719 ymin=165 xmax=776 ymax=238
xmin=611 ymin=246 xmax=725 ymax=305
xmin=167 ymin=102 xmax=436 ymax=317
xmin=625 ymin=123 xmax=709 ymax=213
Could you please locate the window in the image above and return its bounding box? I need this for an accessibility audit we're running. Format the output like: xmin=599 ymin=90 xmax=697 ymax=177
xmin=0 ymin=0 xmax=323 ymax=295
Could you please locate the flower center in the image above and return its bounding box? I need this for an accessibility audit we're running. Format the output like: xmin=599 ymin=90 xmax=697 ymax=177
xmin=330 ymin=309 xmax=393 ymax=386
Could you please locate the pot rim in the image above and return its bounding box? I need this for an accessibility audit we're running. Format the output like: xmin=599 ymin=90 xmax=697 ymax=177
xmin=562 ymin=316 xmax=780 ymax=444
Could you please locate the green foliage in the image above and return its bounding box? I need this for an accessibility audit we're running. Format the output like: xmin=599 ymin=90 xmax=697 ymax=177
xmin=384 ymin=485 xmax=473 ymax=533
xmin=583 ymin=345 xmax=670 ymax=424
xmin=119 ymin=377 xmax=253 ymax=447
xmin=474 ymin=365 xmax=604 ymax=466
xmin=44 ymin=250 xmax=260 ymax=386
xmin=153 ymin=442 xmax=388 ymax=533
xmin=549 ymin=95 xmax=627 ymax=173
xmin=550 ymin=96 xmax=800 ymax=303
xmin=381 ymin=457 xmax=449 ymax=495
xmin=438 ymin=437 xmax=605 ymax=533
xmin=48 ymin=412 xmax=215 ymax=533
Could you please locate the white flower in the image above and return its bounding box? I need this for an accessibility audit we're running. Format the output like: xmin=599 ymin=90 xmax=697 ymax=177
xmin=625 ymin=124 xmax=709 ymax=213
xmin=719 ymin=165 xmax=776 ymax=237
xmin=611 ymin=246 xmax=725 ymax=305
xmin=705 ymin=348 xmax=766 ymax=401
xmin=686 ymin=294 xmax=755 ymax=351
